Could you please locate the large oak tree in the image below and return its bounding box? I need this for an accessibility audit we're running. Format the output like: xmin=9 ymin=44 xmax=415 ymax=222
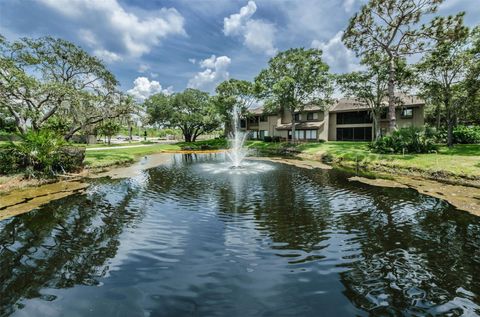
xmin=145 ymin=89 xmax=221 ymax=142
xmin=0 ymin=35 xmax=132 ymax=139
xmin=255 ymin=48 xmax=333 ymax=143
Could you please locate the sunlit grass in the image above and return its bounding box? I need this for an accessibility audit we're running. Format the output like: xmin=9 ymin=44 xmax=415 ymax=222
xmin=84 ymin=143 xmax=181 ymax=168
xmin=247 ymin=141 xmax=480 ymax=177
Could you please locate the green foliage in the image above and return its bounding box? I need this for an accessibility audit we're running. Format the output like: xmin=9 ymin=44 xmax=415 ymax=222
xmin=96 ymin=120 xmax=121 ymax=144
xmin=145 ymin=89 xmax=221 ymax=142
xmin=453 ymin=125 xmax=480 ymax=144
xmin=255 ymin=48 xmax=333 ymax=142
xmin=178 ymin=138 xmax=228 ymax=150
xmin=0 ymin=130 xmax=85 ymax=177
xmin=416 ymin=17 xmax=475 ymax=146
xmin=369 ymin=127 xmax=438 ymax=154
xmin=214 ymin=79 xmax=258 ymax=136
xmin=157 ymin=128 xmax=181 ymax=138
xmin=43 ymin=116 xmax=71 ymax=135
xmin=0 ymin=35 xmax=133 ymax=137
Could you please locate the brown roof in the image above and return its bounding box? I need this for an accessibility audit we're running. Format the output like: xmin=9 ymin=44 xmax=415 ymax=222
xmin=330 ymin=95 xmax=425 ymax=113
xmin=248 ymin=107 xmax=264 ymax=115
xmin=276 ymin=121 xmax=324 ymax=130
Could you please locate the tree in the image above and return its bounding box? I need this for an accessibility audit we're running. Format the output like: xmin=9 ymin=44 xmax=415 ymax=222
xmin=416 ymin=19 xmax=475 ymax=147
xmin=214 ymin=79 xmax=257 ymax=136
xmin=97 ymin=120 xmax=121 ymax=145
xmin=342 ymin=0 xmax=463 ymax=132
xmin=255 ymin=48 xmax=333 ymax=143
xmin=0 ymin=35 xmax=130 ymax=138
xmin=337 ymin=54 xmax=413 ymax=140
xmin=145 ymin=89 xmax=221 ymax=142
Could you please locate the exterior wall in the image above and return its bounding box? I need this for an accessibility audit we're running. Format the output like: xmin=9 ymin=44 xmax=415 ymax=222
xmin=379 ymin=105 xmax=425 ymax=132
xmin=259 ymin=115 xmax=278 ymax=137
xmin=328 ymin=113 xmax=336 ymax=141
xmin=247 ymin=103 xmax=425 ymax=142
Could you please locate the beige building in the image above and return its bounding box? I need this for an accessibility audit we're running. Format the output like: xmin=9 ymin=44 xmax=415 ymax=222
xmin=241 ymin=96 xmax=425 ymax=142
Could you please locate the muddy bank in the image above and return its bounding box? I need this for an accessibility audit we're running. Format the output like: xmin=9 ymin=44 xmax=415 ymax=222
xmin=0 ymin=180 xmax=88 ymax=221
xmin=0 ymin=151 xmax=221 ymax=220
xmin=349 ymin=175 xmax=480 ymax=217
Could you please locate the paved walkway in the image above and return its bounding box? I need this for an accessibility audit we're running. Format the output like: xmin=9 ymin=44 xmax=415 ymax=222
xmin=86 ymin=144 xmax=154 ymax=151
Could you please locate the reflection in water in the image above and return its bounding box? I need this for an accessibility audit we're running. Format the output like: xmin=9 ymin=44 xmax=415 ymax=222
xmin=0 ymin=153 xmax=479 ymax=317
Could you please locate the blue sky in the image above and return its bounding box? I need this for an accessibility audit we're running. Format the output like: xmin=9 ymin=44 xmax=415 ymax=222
xmin=1 ymin=0 xmax=478 ymax=101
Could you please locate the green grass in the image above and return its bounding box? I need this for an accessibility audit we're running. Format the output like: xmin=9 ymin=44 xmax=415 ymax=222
xmin=84 ymin=143 xmax=181 ymax=168
xmin=247 ymin=141 xmax=480 ymax=178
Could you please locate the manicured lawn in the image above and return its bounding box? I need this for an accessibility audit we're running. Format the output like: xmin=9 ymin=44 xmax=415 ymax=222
xmin=84 ymin=143 xmax=181 ymax=168
xmin=247 ymin=141 xmax=480 ymax=178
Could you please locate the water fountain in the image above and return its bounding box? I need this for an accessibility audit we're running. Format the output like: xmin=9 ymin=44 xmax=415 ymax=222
xmin=197 ymin=104 xmax=274 ymax=175
xmin=226 ymin=104 xmax=249 ymax=168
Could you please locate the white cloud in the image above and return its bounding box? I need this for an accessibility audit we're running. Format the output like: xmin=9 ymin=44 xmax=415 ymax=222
xmin=93 ymin=49 xmax=122 ymax=63
xmin=127 ymin=77 xmax=173 ymax=102
xmin=188 ymin=58 xmax=196 ymax=64
xmin=223 ymin=1 xmax=277 ymax=56
xmin=39 ymin=0 xmax=186 ymax=60
xmin=223 ymin=1 xmax=257 ymax=36
xmin=311 ymin=31 xmax=360 ymax=73
xmin=188 ymin=55 xmax=231 ymax=91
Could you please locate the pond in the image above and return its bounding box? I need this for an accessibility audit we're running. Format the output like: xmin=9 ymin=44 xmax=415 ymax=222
xmin=1 ymin=153 xmax=479 ymax=317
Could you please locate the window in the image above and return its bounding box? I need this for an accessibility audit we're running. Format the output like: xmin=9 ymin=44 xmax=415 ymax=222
xmin=336 ymin=127 xmax=372 ymax=141
xmin=294 ymin=130 xmax=304 ymax=139
xmin=401 ymin=108 xmax=413 ymax=119
xmin=259 ymin=115 xmax=267 ymax=122
xmin=380 ymin=108 xmax=388 ymax=119
xmin=294 ymin=113 xmax=300 ymax=121
xmin=336 ymin=111 xmax=373 ymax=124
xmin=259 ymin=130 xmax=269 ymax=139
xmin=306 ymin=130 xmax=317 ymax=140
xmin=307 ymin=113 xmax=314 ymax=120
xmin=240 ymin=119 xmax=246 ymax=128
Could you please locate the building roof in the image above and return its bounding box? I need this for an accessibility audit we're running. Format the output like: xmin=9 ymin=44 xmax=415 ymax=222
xmin=330 ymin=95 xmax=425 ymax=113
xmin=247 ymin=95 xmax=424 ymax=115
xmin=276 ymin=121 xmax=324 ymax=130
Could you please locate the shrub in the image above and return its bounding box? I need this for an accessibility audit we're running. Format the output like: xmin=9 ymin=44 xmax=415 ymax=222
xmin=369 ymin=127 xmax=438 ymax=154
xmin=0 ymin=130 xmax=85 ymax=177
xmin=179 ymin=138 xmax=228 ymax=150
xmin=453 ymin=125 xmax=480 ymax=144
xmin=263 ymin=136 xmax=273 ymax=142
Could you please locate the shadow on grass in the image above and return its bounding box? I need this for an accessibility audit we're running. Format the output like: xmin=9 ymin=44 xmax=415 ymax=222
xmin=438 ymin=144 xmax=480 ymax=156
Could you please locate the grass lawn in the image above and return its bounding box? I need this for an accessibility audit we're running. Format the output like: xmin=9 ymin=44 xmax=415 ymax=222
xmin=247 ymin=141 xmax=480 ymax=178
xmin=84 ymin=143 xmax=181 ymax=168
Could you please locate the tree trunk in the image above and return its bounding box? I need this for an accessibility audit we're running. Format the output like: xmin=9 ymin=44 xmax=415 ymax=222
xmin=445 ymin=93 xmax=453 ymax=147
xmin=373 ymin=113 xmax=381 ymax=140
xmin=107 ymin=136 xmax=111 ymax=145
xmin=224 ymin=120 xmax=232 ymax=138
xmin=447 ymin=113 xmax=453 ymax=148
xmin=291 ymin=109 xmax=296 ymax=144
xmin=184 ymin=133 xmax=192 ymax=142
xmin=128 ymin=123 xmax=132 ymax=143
xmin=436 ymin=104 xmax=441 ymax=130
xmin=387 ymin=57 xmax=397 ymax=133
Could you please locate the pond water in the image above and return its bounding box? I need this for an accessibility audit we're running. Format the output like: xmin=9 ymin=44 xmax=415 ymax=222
xmin=1 ymin=153 xmax=479 ymax=317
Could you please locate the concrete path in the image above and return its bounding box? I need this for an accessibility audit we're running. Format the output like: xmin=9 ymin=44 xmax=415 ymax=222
xmin=86 ymin=144 xmax=154 ymax=151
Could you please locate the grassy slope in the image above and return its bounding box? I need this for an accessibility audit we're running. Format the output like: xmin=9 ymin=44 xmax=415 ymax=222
xmin=84 ymin=143 xmax=181 ymax=168
xmin=247 ymin=141 xmax=480 ymax=178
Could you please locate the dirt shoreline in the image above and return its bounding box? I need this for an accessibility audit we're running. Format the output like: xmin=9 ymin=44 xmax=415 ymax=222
xmin=1 ymin=149 xmax=479 ymax=220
